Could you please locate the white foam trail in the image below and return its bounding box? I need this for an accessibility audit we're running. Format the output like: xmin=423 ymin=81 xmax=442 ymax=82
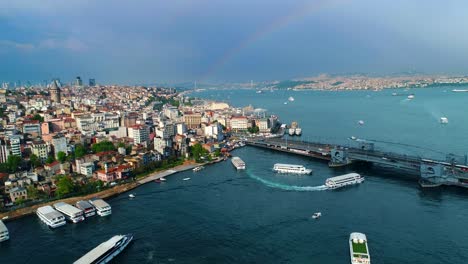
xmin=247 ymin=170 xmax=328 ymax=191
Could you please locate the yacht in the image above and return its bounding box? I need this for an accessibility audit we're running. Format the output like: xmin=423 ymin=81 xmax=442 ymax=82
xmin=159 ymin=177 xmax=166 ymax=181
xmin=53 ymin=202 xmax=85 ymax=223
xmin=0 ymin=220 xmax=9 ymax=242
xmin=440 ymin=117 xmax=449 ymax=124
xmin=231 ymin=157 xmax=246 ymax=170
xmin=452 ymin=89 xmax=468 ymax=92
xmin=36 ymin=205 xmax=66 ymax=228
xmin=89 ymin=198 xmax=112 ymax=217
xmin=74 ymin=234 xmax=133 ymax=264
xmin=349 ymin=232 xmax=371 ymax=264
xmin=273 ymin=163 xmax=312 ymax=175
xmin=76 ymin=200 xmax=96 ymax=218
xmin=325 ymin=173 xmax=364 ymax=189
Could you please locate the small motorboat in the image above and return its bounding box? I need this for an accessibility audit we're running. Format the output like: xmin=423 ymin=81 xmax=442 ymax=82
xmin=392 ymin=92 xmax=397 ymax=96
xmin=154 ymin=179 xmax=162 ymax=183
xmin=312 ymin=212 xmax=322 ymax=219
xmin=350 ymin=136 xmax=357 ymax=140
xmin=407 ymin=94 xmax=415 ymax=100
xmin=129 ymin=194 xmax=136 ymax=198
xmin=159 ymin=177 xmax=166 ymax=181
xmin=183 ymin=177 xmax=191 ymax=181
xmin=358 ymin=120 xmax=365 ymax=126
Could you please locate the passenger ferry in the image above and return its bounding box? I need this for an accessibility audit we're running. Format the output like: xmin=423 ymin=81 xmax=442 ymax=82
xmin=231 ymin=157 xmax=246 ymax=170
xmin=76 ymin=200 xmax=96 ymax=217
xmin=349 ymin=232 xmax=371 ymax=264
xmin=0 ymin=220 xmax=9 ymax=242
xmin=89 ymin=198 xmax=112 ymax=217
xmin=325 ymin=173 xmax=364 ymax=189
xmin=36 ymin=205 xmax=66 ymax=228
xmin=273 ymin=163 xmax=312 ymax=175
xmin=53 ymin=202 xmax=85 ymax=223
xmin=74 ymin=234 xmax=133 ymax=264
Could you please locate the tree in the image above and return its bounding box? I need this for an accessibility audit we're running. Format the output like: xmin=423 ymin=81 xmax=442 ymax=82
xmin=27 ymin=185 xmax=40 ymax=200
xmin=45 ymin=155 xmax=56 ymax=164
xmin=6 ymin=155 xmax=22 ymax=173
xmin=55 ymin=175 xmax=75 ymax=198
xmin=57 ymin=151 xmax=67 ymax=163
xmin=91 ymin=141 xmax=116 ymax=153
xmin=248 ymin=125 xmax=259 ymax=134
xmin=29 ymin=154 xmax=42 ymax=167
xmin=214 ymin=149 xmax=221 ymax=157
xmin=32 ymin=114 xmax=44 ymax=122
xmin=75 ymin=144 xmax=86 ymax=159
xmin=190 ymin=143 xmax=209 ymax=163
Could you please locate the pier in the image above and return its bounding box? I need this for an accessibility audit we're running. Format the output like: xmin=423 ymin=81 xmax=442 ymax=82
xmin=246 ymin=137 xmax=468 ymax=188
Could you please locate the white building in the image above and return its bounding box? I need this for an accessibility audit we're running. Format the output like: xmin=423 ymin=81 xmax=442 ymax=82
xmin=154 ymin=137 xmax=172 ymax=157
xmin=80 ymin=162 xmax=94 ymax=177
xmin=155 ymin=122 xmax=175 ymax=139
xmin=31 ymin=140 xmax=48 ymax=162
xmin=128 ymin=125 xmax=149 ymax=145
xmin=0 ymin=139 xmax=9 ymax=163
xmin=52 ymin=134 xmax=67 ymax=158
xmin=176 ymin=122 xmax=187 ymax=135
xmin=230 ymin=116 xmax=250 ymax=132
xmin=9 ymin=135 xmax=21 ymax=157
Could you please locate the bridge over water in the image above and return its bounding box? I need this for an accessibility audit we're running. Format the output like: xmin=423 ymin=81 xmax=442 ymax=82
xmin=245 ymin=137 xmax=468 ymax=188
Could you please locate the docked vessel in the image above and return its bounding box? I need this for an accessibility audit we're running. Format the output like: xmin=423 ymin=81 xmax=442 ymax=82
xmin=74 ymin=234 xmax=133 ymax=264
xmin=36 ymin=205 xmax=66 ymax=228
xmin=0 ymin=220 xmax=9 ymax=242
xmin=89 ymin=198 xmax=112 ymax=217
xmin=273 ymin=163 xmax=312 ymax=175
xmin=325 ymin=173 xmax=364 ymax=189
xmin=288 ymin=128 xmax=295 ymax=135
xmin=295 ymin=127 xmax=302 ymax=136
xmin=231 ymin=156 xmax=246 ymax=170
xmin=193 ymin=166 xmax=204 ymax=172
xmin=349 ymin=232 xmax=371 ymax=264
xmin=54 ymin=202 xmax=85 ymax=223
xmin=76 ymin=200 xmax=96 ymax=218
xmin=440 ymin=117 xmax=449 ymax=124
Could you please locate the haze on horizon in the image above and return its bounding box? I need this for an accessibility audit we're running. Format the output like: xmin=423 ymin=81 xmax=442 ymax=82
xmin=1 ymin=0 xmax=467 ymax=84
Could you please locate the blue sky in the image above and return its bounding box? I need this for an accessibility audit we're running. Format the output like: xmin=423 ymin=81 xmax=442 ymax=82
xmin=1 ymin=0 xmax=468 ymax=84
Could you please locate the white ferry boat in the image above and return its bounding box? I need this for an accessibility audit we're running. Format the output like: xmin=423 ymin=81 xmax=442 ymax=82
xmin=74 ymin=234 xmax=133 ymax=264
xmin=89 ymin=198 xmax=112 ymax=217
xmin=54 ymin=202 xmax=85 ymax=223
xmin=76 ymin=200 xmax=96 ymax=218
xmin=231 ymin=157 xmax=246 ymax=170
xmin=325 ymin=173 xmax=364 ymax=189
xmin=36 ymin=205 xmax=66 ymax=228
xmin=273 ymin=163 xmax=312 ymax=175
xmin=0 ymin=220 xmax=9 ymax=242
xmin=349 ymin=232 xmax=371 ymax=264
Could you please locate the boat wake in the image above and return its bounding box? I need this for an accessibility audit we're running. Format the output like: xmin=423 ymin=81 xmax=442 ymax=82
xmin=246 ymin=170 xmax=328 ymax=191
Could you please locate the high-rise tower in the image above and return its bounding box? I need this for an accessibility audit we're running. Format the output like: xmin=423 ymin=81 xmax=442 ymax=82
xmin=49 ymin=80 xmax=61 ymax=104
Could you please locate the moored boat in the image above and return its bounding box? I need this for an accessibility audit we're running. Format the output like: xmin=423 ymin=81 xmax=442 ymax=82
xmin=0 ymin=220 xmax=9 ymax=242
xmin=349 ymin=232 xmax=370 ymax=264
xmin=53 ymin=202 xmax=85 ymax=223
xmin=74 ymin=234 xmax=133 ymax=264
xmin=36 ymin=205 xmax=66 ymax=228
xmin=76 ymin=200 xmax=96 ymax=218
xmin=89 ymin=198 xmax=112 ymax=217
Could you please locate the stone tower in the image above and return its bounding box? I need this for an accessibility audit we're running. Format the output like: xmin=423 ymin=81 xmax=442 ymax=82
xmin=49 ymin=80 xmax=61 ymax=104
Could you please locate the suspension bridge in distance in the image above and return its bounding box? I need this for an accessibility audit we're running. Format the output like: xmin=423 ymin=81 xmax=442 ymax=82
xmin=245 ymin=137 xmax=468 ymax=188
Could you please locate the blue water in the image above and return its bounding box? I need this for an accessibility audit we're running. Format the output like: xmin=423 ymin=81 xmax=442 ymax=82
xmin=2 ymin=87 xmax=468 ymax=263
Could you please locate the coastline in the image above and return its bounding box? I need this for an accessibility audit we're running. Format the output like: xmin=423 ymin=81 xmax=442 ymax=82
xmin=0 ymin=158 xmax=225 ymax=222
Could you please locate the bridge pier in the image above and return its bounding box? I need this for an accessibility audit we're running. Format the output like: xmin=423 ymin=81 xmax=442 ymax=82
xmin=329 ymin=148 xmax=352 ymax=167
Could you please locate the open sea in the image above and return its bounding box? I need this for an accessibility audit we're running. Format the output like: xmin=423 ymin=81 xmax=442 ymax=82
xmin=2 ymin=87 xmax=468 ymax=263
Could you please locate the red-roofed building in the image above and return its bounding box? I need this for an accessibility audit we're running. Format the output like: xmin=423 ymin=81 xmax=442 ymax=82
xmin=96 ymin=164 xmax=132 ymax=182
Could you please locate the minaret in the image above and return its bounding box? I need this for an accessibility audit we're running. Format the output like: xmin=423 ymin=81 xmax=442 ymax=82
xmin=49 ymin=80 xmax=61 ymax=104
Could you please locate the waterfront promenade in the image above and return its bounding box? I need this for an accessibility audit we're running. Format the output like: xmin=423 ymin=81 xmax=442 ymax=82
xmin=0 ymin=159 xmax=223 ymax=222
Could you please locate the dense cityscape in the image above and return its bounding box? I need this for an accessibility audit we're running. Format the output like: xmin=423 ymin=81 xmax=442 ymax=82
xmin=0 ymin=77 xmax=280 ymax=213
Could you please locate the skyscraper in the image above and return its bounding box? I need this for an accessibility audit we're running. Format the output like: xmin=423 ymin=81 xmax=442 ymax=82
xmin=75 ymin=76 xmax=83 ymax=86
xmin=49 ymin=80 xmax=61 ymax=104
xmin=89 ymin=78 xmax=96 ymax=86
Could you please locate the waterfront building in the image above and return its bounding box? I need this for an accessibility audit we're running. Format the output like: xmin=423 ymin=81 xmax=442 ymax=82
xmin=80 ymin=162 xmax=94 ymax=177
xmin=256 ymin=118 xmax=271 ymax=133
xmin=49 ymin=80 xmax=61 ymax=104
xmin=9 ymin=187 xmax=27 ymax=203
xmin=230 ymin=116 xmax=250 ymax=132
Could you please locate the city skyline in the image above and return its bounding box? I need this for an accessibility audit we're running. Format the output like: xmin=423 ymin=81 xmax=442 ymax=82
xmin=2 ymin=0 xmax=468 ymax=83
